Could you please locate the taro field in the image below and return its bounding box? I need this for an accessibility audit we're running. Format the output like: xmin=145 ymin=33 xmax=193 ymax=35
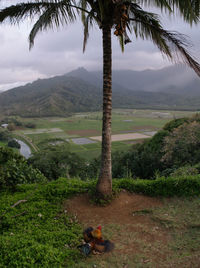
xmin=14 ymin=109 xmax=197 ymax=160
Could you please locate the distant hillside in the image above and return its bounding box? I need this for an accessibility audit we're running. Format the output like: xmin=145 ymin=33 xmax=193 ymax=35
xmin=69 ymin=65 xmax=200 ymax=97
xmin=0 ymin=76 xmax=102 ymax=117
xmin=1 ymin=66 xmax=200 ymax=117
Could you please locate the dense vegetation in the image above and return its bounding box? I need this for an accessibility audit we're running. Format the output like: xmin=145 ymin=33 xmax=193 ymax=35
xmin=28 ymin=145 xmax=88 ymax=180
xmin=0 ymin=147 xmax=46 ymax=189
xmin=0 ymin=128 xmax=20 ymax=149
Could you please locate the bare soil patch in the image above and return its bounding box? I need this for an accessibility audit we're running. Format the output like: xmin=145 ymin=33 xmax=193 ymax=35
xmin=64 ymin=191 xmax=173 ymax=266
xmin=64 ymin=191 xmax=162 ymax=225
xmin=66 ymin=129 xmax=100 ymax=136
xmin=90 ymin=133 xmax=150 ymax=142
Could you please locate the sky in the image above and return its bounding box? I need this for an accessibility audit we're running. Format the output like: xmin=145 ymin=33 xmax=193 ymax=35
xmin=0 ymin=2 xmax=200 ymax=91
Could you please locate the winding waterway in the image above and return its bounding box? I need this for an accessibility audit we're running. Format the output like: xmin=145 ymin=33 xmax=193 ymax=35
xmin=15 ymin=139 xmax=32 ymax=159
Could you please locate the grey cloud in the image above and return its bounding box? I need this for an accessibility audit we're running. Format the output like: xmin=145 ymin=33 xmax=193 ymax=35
xmin=0 ymin=6 xmax=199 ymax=88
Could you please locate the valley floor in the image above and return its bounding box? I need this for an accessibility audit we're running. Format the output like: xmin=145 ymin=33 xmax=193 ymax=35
xmin=13 ymin=109 xmax=197 ymax=159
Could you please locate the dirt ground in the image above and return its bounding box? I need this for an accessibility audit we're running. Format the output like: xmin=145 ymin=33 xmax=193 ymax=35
xmin=64 ymin=191 xmax=162 ymax=225
xmin=90 ymin=133 xmax=150 ymax=142
xmin=64 ymin=191 xmax=174 ymax=267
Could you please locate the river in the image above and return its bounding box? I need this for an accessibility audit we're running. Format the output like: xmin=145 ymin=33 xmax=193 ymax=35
xmin=15 ymin=139 xmax=32 ymax=159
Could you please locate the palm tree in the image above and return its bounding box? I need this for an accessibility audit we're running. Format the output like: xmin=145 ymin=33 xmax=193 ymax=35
xmin=1 ymin=0 xmax=200 ymax=198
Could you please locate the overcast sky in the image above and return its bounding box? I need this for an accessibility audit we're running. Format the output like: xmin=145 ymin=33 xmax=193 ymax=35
xmin=0 ymin=3 xmax=200 ymax=91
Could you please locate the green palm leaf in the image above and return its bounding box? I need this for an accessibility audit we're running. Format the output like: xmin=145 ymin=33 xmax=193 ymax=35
xmin=127 ymin=3 xmax=200 ymax=76
xmin=138 ymin=0 xmax=200 ymax=24
xmin=28 ymin=1 xmax=77 ymax=48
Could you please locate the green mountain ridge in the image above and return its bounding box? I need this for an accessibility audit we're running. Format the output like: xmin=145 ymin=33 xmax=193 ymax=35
xmin=0 ymin=67 xmax=200 ymax=117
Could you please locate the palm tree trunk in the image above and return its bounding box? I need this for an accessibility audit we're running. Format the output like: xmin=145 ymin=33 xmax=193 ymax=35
xmin=96 ymin=25 xmax=112 ymax=198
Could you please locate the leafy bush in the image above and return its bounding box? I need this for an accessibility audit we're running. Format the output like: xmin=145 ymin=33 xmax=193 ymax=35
xmin=0 ymin=147 xmax=46 ymax=189
xmin=0 ymin=128 xmax=10 ymax=141
xmin=115 ymin=176 xmax=200 ymax=197
xmin=7 ymin=123 xmax=16 ymax=131
xmin=7 ymin=139 xmax=21 ymax=149
xmin=28 ymin=145 xmax=87 ymax=180
xmin=170 ymin=166 xmax=199 ymax=178
xmin=162 ymin=121 xmax=200 ymax=166
xmin=163 ymin=117 xmax=188 ymax=132
xmin=24 ymin=122 xmax=36 ymax=128
xmin=112 ymin=130 xmax=169 ymax=179
xmin=112 ymin=117 xmax=200 ymax=180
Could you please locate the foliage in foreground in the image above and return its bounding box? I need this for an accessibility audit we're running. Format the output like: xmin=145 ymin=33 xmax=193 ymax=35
xmin=28 ymin=145 xmax=88 ymax=180
xmin=0 ymin=147 xmax=46 ymax=189
xmin=0 ymin=179 xmax=91 ymax=268
xmin=0 ymin=176 xmax=200 ymax=267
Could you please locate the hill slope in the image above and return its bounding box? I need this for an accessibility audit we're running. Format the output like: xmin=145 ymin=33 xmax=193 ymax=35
xmin=0 ymin=65 xmax=200 ymax=117
xmin=77 ymin=65 xmax=200 ymax=97
xmin=0 ymin=76 xmax=102 ymax=117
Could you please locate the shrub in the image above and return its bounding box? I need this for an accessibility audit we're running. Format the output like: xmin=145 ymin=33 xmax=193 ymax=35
xmin=163 ymin=117 xmax=188 ymax=132
xmin=7 ymin=139 xmax=21 ymax=149
xmin=112 ymin=130 xmax=169 ymax=180
xmin=7 ymin=123 xmax=16 ymax=131
xmin=25 ymin=122 xmax=36 ymax=128
xmin=0 ymin=147 xmax=46 ymax=190
xmin=0 ymin=128 xmax=10 ymax=141
xmin=115 ymin=176 xmax=200 ymax=197
xmin=162 ymin=121 xmax=200 ymax=166
xmin=28 ymin=145 xmax=87 ymax=180
xmin=170 ymin=166 xmax=199 ymax=178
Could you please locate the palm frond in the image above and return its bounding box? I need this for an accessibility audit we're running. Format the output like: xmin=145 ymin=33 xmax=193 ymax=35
xmin=28 ymin=1 xmax=76 ymax=49
xmin=118 ymin=35 xmax=124 ymax=52
xmin=129 ymin=4 xmax=172 ymax=56
xmin=137 ymin=0 xmax=200 ymax=24
xmin=0 ymin=2 xmax=43 ymax=24
xmin=82 ymin=12 xmax=95 ymax=52
xmin=0 ymin=0 xmax=76 ymax=24
xmin=160 ymin=31 xmax=200 ymax=76
xmin=128 ymin=4 xmax=200 ymax=76
xmin=137 ymin=0 xmax=172 ymax=12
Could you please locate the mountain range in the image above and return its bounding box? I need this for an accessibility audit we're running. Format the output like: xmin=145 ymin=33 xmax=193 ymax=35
xmin=67 ymin=65 xmax=200 ymax=97
xmin=0 ymin=65 xmax=200 ymax=117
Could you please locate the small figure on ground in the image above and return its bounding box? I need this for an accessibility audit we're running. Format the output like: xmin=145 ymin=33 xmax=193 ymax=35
xmin=78 ymin=225 xmax=114 ymax=256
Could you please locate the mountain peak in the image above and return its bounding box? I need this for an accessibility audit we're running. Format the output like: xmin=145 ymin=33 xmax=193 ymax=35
xmin=65 ymin=67 xmax=89 ymax=76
